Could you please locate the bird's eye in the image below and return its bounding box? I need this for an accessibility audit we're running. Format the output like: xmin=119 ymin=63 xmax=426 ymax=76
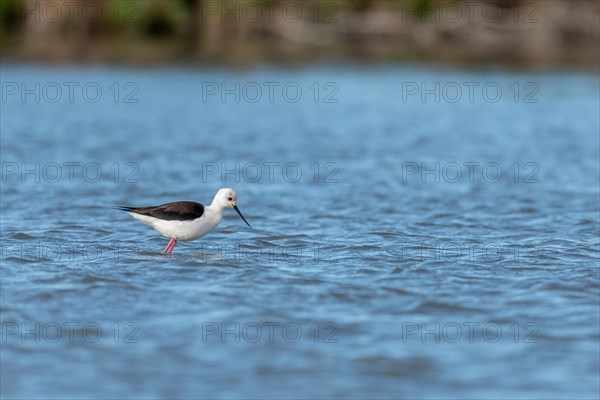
xmin=228 ymin=197 xmax=233 ymax=201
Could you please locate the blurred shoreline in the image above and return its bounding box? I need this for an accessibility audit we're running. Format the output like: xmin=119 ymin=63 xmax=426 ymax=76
xmin=1 ymin=0 xmax=599 ymax=71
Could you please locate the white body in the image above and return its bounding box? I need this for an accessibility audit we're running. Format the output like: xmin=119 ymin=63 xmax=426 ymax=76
xmin=128 ymin=207 xmax=222 ymax=241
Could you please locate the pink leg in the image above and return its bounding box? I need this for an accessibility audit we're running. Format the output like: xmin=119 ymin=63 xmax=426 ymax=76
xmin=167 ymin=238 xmax=178 ymax=254
xmin=163 ymin=238 xmax=175 ymax=254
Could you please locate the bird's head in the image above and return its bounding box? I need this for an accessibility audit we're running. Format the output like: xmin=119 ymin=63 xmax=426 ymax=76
xmin=214 ymin=188 xmax=252 ymax=229
xmin=215 ymin=188 xmax=237 ymax=208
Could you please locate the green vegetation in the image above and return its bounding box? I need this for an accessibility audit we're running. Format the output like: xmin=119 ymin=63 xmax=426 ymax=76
xmin=0 ymin=0 xmax=598 ymax=69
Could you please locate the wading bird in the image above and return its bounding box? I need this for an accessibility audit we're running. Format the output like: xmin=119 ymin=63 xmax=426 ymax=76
xmin=115 ymin=188 xmax=252 ymax=254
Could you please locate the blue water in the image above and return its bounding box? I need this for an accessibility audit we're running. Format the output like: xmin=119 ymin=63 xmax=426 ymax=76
xmin=1 ymin=64 xmax=599 ymax=399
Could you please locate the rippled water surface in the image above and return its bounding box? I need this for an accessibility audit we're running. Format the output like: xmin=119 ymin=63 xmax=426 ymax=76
xmin=1 ymin=65 xmax=599 ymax=399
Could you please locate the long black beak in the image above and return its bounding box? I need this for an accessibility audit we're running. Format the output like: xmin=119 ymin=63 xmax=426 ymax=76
xmin=233 ymin=205 xmax=252 ymax=229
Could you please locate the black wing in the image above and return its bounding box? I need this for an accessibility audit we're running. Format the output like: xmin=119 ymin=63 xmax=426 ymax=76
xmin=115 ymin=201 xmax=205 ymax=221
